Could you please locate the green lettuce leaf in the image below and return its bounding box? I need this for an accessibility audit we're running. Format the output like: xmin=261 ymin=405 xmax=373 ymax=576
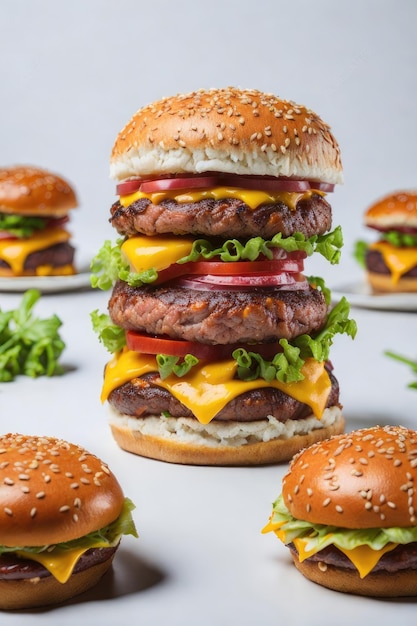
xmin=353 ymin=240 xmax=368 ymax=268
xmin=0 ymin=213 xmax=47 ymax=238
xmin=0 ymin=289 xmax=65 ymax=381
xmin=267 ymin=494 xmax=417 ymax=552
xmin=90 ymin=310 xmax=126 ymax=353
xmin=178 ymin=226 xmax=343 ymax=265
xmin=0 ymin=498 xmax=138 ymax=555
xmin=382 ymin=231 xmax=417 ymax=247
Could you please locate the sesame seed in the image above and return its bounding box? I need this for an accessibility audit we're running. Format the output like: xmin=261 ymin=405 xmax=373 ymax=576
xmin=59 ymin=505 xmax=70 ymax=513
xmin=323 ymin=498 xmax=331 ymax=507
xmin=318 ymin=562 xmax=327 ymax=572
xmin=70 ymin=482 xmax=79 ymax=489
xmin=4 ymin=508 xmax=12 ymax=516
xmin=30 ymin=508 xmax=37 ymax=518
xmin=4 ymin=477 xmax=14 ymax=486
xmin=335 ymin=505 xmax=344 ymax=513
xmin=18 ymin=473 xmax=30 ymax=480
xmin=36 ymin=491 xmax=45 ymax=499
xmin=73 ymin=514 xmax=79 ymax=523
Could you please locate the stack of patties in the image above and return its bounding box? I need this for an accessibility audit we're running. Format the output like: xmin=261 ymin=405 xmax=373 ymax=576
xmin=91 ymin=87 xmax=356 ymax=466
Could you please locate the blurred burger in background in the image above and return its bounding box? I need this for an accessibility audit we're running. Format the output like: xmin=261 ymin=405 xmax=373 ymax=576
xmin=91 ymin=87 xmax=356 ymax=466
xmin=0 ymin=165 xmax=77 ymax=277
xmin=354 ymin=190 xmax=417 ymax=292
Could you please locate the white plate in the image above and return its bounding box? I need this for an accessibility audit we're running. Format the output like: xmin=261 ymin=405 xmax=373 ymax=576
xmin=331 ymin=281 xmax=417 ymax=311
xmin=0 ymin=263 xmax=92 ymax=293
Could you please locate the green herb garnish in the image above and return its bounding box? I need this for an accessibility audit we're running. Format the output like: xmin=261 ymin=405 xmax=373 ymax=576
xmin=0 ymin=289 xmax=65 ymax=381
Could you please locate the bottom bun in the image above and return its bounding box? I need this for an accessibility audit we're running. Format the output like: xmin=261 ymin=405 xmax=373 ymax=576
xmin=367 ymin=271 xmax=417 ymax=293
xmin=109 ymin=407 xmax=345 ymax=466
xmin=291 ymin=553 xmax=417 ymax=597
xmin=0 ymin=554 xmax=115 ymax=610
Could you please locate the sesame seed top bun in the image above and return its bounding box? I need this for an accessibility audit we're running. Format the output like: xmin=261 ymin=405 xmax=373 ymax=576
xmin=365 ymin=191 xmax=417 ymax=230
xmin=282 ymin=425 xmax=417 ymax=529
xmin=0 ymin=166 xmax=78 ymax=217
xmin=0 ymin=434 xmax=125 ymax=546
xmin=110 ymin=87 xmax=343 ymax=185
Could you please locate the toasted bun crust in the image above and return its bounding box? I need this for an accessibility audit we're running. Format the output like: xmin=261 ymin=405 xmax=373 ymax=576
xmin=282 ymin=424 xmax=417 ymax=529
xmin=109 ymin=412 xmax=345 ymax=466
xmin=366 ymin=270 xmax=417 ymax=293
xmin=365 ymin=190 xmax=417 ymax=229
xmin=0 ymin=434 xmax=125 ymax=546
xmin=0 ymin=166 xmax=77 ymax=217
xmin=110 ymin=87 xmax=343 ymax=184
xmin=0 ymin=553 xmax=114 ymax=609
xmin=290 ymin=554 xmax=417 ymax=597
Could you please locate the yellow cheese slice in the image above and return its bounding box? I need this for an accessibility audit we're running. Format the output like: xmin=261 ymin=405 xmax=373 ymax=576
xmin=120 ymin=187 xmax=321 ymax=211
xmin=370 ymin=240 xmax=417 ymax=284
xmin=269 ymin=526 xmax=399 ymax=579
xmin=121 ymin=235 xmax=195 ymax=273
xmin=101 ymin=348 xmax=331 ymax=424
xmin=0 ymin=227 xmax=70 ymax=275
xmin=16 ymin=539 xmax=110 ymax=584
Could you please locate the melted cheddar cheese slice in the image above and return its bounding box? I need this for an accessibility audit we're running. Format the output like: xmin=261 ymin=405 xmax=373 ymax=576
xmin=370 ymin=240 xmax=417 ymax=284
xmin=120 ymin=188 xmax=323 ymax=211
xmin=121 ymin=235 xmax=195 ymax=273
xmin=101 ymin=349 xmax=331 ymax=424
xmin=16 ymin=538 xmax=110 ymax=584
xmin=265 ymin=520 xmax=399 ymax=579
xmin=0 ymin=227 xmax=71 ymax=275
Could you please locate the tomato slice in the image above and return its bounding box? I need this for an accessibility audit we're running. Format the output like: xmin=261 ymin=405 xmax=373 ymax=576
xmin=126 ymin=330 xmax=283 ymax=361
xmin=140 ymin=176 xmax=217 ymax=193
xmin=153 ymin=255 xmax=306 ymax=285
xmin=116 ymin=174 xmax=335 ymax=196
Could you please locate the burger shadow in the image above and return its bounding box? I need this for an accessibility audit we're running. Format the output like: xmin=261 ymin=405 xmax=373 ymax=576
xmin=18 ymin=548 xmax=166 ymax=614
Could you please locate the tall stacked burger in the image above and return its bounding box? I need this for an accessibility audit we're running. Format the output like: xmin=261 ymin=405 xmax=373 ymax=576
xmin=91 ymin=87 xmax=356 ymax=465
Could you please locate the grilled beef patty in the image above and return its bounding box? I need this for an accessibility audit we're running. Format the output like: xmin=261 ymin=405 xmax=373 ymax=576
xmin=110 ymin=194 xmax=332 ymax=239
xmin=366 ymin=249 xmax=417 ymax=277
xmin=108 ymin=366 xmax=340 ymax=422
xmin=109 ymin=280 xmax=327 ymax=344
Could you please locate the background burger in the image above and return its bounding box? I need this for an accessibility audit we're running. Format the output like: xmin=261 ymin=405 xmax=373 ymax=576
xmin=263 ymin=424 xmax=417 ymax=597
xmin=0 ymin=165 xmax=77 ymax=277
xmin=91 ymin=87 xmax=357 ymax=466
xmin=354 ymin=190 xmax=417 ymax=292
xmin=0 ymin=433 xmax=137 ymax=610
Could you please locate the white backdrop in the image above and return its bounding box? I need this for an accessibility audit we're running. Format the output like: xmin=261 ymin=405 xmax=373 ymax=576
xmin=1 ymin=3 xmax=417 ymax=625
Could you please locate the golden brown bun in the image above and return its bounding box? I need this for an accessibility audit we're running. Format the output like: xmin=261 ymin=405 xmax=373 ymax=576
xmin=0 ymin=166 xmax=77 ymax=217
xmin=365 ymin=190 xmax=417 ymax=229
xmin=290 ymin=554 xmax=417 ymax=597
xmin=0 ymin=553 xmax=115 ymax=610
xmin=109 ymin=413 xmax=345 ymax=466
xmin=282 ymin=424 xmax=417 ymax=529
xmin=0 ymin=434 xmax=125 ymax=546
xmin=110 ymin=87 xmax=343 ymax=184
xmin=366 ymin=270 xmax=417 ymax=293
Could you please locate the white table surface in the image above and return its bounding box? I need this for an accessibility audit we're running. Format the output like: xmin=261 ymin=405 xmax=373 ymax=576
xmin=0 ymin=280 xmax=416 ymax=625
